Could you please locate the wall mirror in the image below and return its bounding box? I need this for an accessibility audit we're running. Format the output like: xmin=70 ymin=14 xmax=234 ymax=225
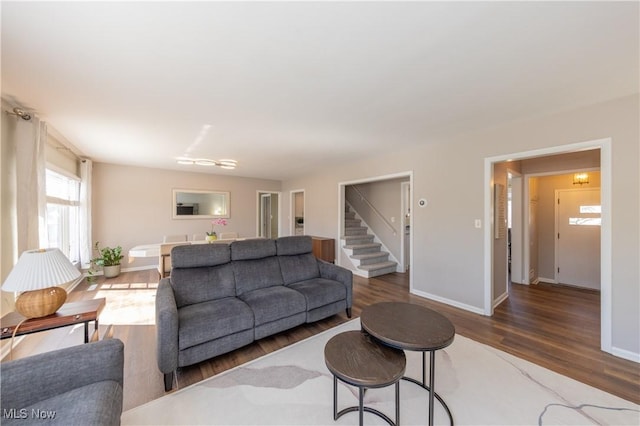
xmin=172 ymin=189 xmax=230 ymax=219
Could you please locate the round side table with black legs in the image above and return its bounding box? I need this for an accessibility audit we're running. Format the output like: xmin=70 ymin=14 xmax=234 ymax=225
xmin=361 ymin=302 xmax=455 ymax=426
xmin=324 ymin=330 xmax=406 ymax=426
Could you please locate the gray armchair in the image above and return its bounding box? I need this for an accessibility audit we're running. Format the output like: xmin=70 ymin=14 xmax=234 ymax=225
xmin=1 ymin=339 xmax=124 ymax=425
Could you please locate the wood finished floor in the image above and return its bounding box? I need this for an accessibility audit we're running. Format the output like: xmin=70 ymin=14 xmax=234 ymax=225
xmin=4 ymin=269 xmax=639 ymax=411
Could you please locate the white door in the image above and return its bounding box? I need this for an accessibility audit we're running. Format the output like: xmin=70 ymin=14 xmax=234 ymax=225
xmin=556 ymin=188 xmax=601 ymax=289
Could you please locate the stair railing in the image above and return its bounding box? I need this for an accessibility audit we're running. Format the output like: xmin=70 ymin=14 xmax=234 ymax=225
xmin=350 ymin=186 xmax=397 ymax=236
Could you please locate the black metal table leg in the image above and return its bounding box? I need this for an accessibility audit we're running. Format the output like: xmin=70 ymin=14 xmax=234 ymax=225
xmin=429 ymin=351 xmax=435 ymax=426
xmin=400 ymin=350 xmax=454 ymax=425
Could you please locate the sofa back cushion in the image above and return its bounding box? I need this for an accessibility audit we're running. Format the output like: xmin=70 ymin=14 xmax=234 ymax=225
xmin=231 ymin=239 xmax=284 ymax=295
xmin=172 ymin=244 xmax=231 ymax=268
xmin=276 ymin=236 xmax=320 ymax=285
xmin=170 ymin=244 xmax=235 ymax=307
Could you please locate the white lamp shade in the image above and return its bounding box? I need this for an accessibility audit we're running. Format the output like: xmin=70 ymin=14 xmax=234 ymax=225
xmin=1 ymin=248 xmax=81 ymax=292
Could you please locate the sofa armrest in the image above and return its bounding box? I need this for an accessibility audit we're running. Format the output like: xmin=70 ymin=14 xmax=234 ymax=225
xmin=317 ymin=259 xmax=353 ymax=308
xmin=156 ymin=277 xmax=179 ymax=374
xmin=0 ymin=338 xmax=124 ymax=411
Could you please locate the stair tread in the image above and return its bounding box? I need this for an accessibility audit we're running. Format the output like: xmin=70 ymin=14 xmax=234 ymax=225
xmin=343 ymin=238 xmax=373 ymax=244
xmin=351 ymin=252 xmax=388 ymax=260
xmin=343 ymin=243 xmax=381 ymax=249
xmin=359 ymin=261 xmax=397 ymax=271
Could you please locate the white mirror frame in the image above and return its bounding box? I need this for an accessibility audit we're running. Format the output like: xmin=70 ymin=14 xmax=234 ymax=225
xmin=172 ymin=189 xmax=230 ymax=219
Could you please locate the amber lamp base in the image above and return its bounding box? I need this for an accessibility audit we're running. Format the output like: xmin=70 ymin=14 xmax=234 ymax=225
xmin=15 ymin=287 xmax=67 ymax=319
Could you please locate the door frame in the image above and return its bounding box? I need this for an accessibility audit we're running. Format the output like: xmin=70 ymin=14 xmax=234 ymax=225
xmin=508 ymin=171 xmax=525 ymax=285
xmin=484 ymin=138 xmax=612 ymax=354
xmin=256 ymin=190 xmax=281 ymax=238
xmin=338 ymin=171 xmax=414 ymax=290
xmin=400 ymin=181 xmax=411 ymax=272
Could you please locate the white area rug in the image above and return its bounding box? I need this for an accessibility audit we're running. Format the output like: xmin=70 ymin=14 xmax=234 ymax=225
xmin=122 ymin=319 xmax=639 ymax=425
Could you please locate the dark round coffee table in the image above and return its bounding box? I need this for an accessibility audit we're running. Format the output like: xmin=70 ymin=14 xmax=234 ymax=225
xmin=361 ymin=302 xmax=455 ymax=426
xmin=324 ymin=330 xmax=406 ymax=426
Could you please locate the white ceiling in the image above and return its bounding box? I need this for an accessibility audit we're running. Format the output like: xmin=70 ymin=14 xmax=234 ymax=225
xmin=2 ymin=1 xmax=638 ymax=180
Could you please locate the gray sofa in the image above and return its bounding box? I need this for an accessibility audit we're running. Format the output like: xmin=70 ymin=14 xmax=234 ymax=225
xmin=156 ymin=235 xmax=352 ymax=391
xmin=1 ymin=338 xmax=124 ymax=425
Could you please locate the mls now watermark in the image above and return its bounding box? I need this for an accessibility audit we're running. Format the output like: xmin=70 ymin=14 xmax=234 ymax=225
xmin=3 ymin=408 xmax=57 ymax=420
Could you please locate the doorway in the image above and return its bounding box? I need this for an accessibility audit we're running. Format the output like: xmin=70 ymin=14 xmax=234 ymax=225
xmin=484 ymin=138 xmax=612 ymax=354
xmin=257 ymin=191 xmax=280 ymax=239
xmin=290 ymin=190 xmax=305 ymax=236
xmin=338 ymin=171 xmax=413 ymax=286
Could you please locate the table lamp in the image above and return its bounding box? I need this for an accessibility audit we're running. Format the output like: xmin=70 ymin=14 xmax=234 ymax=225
xmin=1 ymin=248 xmax=81 ymax=318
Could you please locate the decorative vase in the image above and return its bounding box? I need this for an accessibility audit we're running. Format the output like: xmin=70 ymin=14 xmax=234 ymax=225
xmin=206 ymin=233 xmax=217 ymax=242
xmin=103 ymin=265 xmax=121 ymax=278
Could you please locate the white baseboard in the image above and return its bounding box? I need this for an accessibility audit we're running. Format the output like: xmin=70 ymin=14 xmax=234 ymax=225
xmin=493 ymin=291 xmax=508 ymax=309
xmin=81 ymin=265 xmax=157 ymax=278
xmin=610 ymin=346 xmax=640 ymax=363
xmin=122 ymin=265 xmax=157 ymax=273
xmin=537 ymin=277 xmax=557 ymax=284
xmin=410 ymin=288 xmax=485 ymax=316
xmin=351 ymin=269 xmax=368 ymax=279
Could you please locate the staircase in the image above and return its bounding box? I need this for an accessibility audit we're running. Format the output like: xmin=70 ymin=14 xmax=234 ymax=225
xmin=342 ymin=205 xmax=397 ymax=278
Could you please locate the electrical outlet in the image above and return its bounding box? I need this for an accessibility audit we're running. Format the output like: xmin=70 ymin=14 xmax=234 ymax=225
xmin=474 ymin=219 xmax=482 ymax=228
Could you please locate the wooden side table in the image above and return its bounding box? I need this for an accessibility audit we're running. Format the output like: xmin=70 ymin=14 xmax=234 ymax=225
xmin=311 ymin=236 xmax=335 ymax=263
xmin=324 ymin=330 xmax=406 ymax=426
xmin=361 ymin=302 xmax=455 ymax=426
xmin=0 ymin=298 xmax=106 ymax=344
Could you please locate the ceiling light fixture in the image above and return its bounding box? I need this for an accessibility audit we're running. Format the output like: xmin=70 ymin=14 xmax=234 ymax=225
xmin=218 ymin=159 xmax=238 ymax=169
xmin=194 ymin=159 xmax=218 ymax=166
xmin=176 ymin=157 xmax=237 ymax=169
xmin=573 ymin=173 xmax=589 ymax=185
xmin=176 ymin=158 xmax=195 ymax=165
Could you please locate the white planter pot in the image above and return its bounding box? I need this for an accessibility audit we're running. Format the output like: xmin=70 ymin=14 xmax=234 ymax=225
xmin=103 ymin=265 xmax=121 ymax=278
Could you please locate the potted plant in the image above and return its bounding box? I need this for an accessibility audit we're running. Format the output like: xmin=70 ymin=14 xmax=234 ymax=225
xmin=93 ymin=242 xmax=124 ymax=278
xmin=206 ymin=218 xmax=228 ymax=242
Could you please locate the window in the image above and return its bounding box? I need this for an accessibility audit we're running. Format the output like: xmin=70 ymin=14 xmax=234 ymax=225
xmin=46 ymin=168 xmax=80 ymax=263
xmin=569 ymin=204 xmax=602 ymax=226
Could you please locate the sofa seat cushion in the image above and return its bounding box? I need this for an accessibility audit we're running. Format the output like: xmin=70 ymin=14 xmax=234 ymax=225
xmin=240 ymin=286 xmax=306 ymax=326
xmin=288 ymin=278 xmax=347 ymax=310
xmin=2 ymin=381 xmax=122 ymax=426
xmin=178 ymin=297 xmax=254 ymax=350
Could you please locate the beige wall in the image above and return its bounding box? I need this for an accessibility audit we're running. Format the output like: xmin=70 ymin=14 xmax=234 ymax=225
xmin=92 ymin=163 xmax=280 ymax=269
xmin=281 ymin=94 xmax=639 ymax=358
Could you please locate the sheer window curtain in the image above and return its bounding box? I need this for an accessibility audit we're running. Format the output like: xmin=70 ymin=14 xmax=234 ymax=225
xmin=79 ymin=159 xmax=93 ymax=269
xmin=0 ymin=106 xmax=47 ymax=313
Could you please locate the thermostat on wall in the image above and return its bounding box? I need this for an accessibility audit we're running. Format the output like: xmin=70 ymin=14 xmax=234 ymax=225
xmin=418 ymin=198 xmax=428 ymax=208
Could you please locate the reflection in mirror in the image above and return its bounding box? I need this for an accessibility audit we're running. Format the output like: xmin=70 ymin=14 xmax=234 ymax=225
xmin=172 ymin=189 xmax=230 ymax=219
